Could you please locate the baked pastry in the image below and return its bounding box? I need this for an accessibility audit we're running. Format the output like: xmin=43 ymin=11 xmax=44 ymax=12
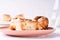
xmin=9 ymin=15 xmax=49 ymax=30
xmin=20 ymin=19 xmax=42 ymax=30
xmin=9 ymin=14 xmax=25 ymax=30
xmin=2 ymin=14 xmax=11 ymax=22
xmin=34 ymin=16 xmax=49 ymax=29
xmin=9 ymin=18 xmax=40 ymax=30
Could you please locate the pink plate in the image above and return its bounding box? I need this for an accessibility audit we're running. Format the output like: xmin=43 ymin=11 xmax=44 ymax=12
xmin=1 ymin=27 xmax=55 ymax=37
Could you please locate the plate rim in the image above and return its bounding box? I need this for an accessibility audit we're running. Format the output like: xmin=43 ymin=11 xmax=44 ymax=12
xmin=1 ymin=27 xmax=55 ymax=37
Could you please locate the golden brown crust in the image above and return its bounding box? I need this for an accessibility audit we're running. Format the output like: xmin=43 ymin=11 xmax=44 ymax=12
xmin=9 ymin=24 xmax=16 ymax=30
xmin=34 ymin=16 xmax=48 ymax=29
xmin=24 ymin=19 xmax=38 ymax=30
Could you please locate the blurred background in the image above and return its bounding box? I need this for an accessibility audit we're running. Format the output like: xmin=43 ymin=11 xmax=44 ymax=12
xmin=0 ymin=0 xmax=60 ymax=27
